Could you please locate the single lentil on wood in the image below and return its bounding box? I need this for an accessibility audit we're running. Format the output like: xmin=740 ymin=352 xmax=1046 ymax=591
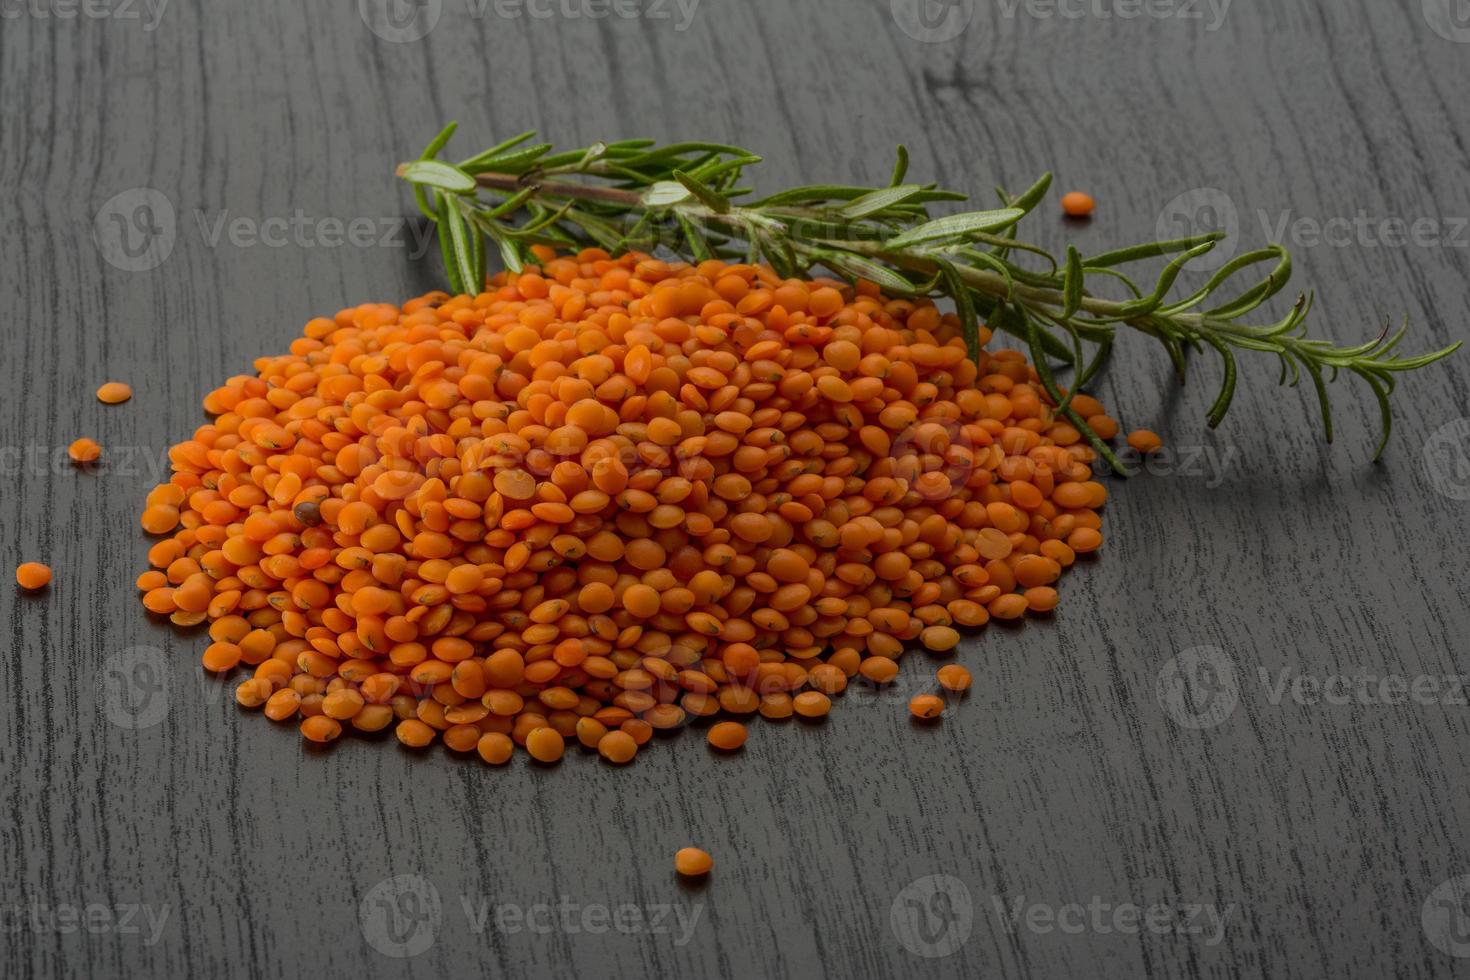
xmin=136 ymin=248 xmax=1116 ymax=762
xmin=675 ymin=847 xmax=714 ymax=877
xmin=69 ymin=438 xmax=102 ymax=463
xmin=17 ymin=562 xmax=53 ymax=590
xmin=1060 ymin=191 xmax=1096 ymax=219
xmin=97 ymin=382 xmax=133 ymax=404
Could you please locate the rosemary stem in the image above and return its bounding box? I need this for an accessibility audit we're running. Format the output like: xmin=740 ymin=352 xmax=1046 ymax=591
xmin=837 ymin=240 xmax=1132 ymax=318
xmin=473 ymin=171 xmax=645 ymax=206
xmin=394 ymin=164 xmax=649 ymax=207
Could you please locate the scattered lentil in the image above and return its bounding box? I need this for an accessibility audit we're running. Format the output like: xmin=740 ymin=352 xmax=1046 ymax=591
xmin=97 ymin=382 xmax=133 ymax=404
xmin=1126 ymin=429 xmax=1162 ymax=454
xmin=707 ymin=721 xmax=747 ymax=751
xmin=675 ymin=847 xmax=713 ymax=877
xmin=909 ymin=694 xmax=944 ymax=719
xmin=936 ymin=664 xmax=972 ymax=693
xmin=16 ymin=562 xmax=52 ymax=590
xmin=1061 ymin=191 xmax=1095 ymax=218
xmin=68 ymin=438 xmax=102 ymax=463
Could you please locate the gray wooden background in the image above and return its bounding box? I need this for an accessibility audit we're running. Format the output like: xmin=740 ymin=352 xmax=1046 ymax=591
xmin=3 ymin=0 xmax=1470 ymax=976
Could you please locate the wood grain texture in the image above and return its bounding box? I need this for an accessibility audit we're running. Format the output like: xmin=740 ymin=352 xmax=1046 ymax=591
xmin=2 ymin=0 xmax=1469 ymax=976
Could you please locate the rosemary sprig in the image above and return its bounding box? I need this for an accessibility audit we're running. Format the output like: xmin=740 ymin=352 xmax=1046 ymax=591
xmin=396 ymin=123 xmax=1460 ymax=474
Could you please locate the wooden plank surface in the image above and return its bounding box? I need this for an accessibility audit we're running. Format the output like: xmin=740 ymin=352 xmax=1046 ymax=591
xmin=3 ymin=0 xmax=1470 ymax=976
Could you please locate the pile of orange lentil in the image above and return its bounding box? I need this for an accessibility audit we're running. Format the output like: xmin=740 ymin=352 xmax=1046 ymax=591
xmin=134 ymin=246 xmax=1121 ymax=764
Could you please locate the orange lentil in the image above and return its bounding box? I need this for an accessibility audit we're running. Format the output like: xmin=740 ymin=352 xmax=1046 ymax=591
xmin=576 ymin=717 xmax=609 ymax=749
xmin=675 ymin=847 xmax=713 ymax=877
xmin=1088 ymin=414 xmax=1119 ymax=440
xmin=989 ymin=594 xmax=1029 ymax=620
xmin=68 ymin=438 xmax=102 ymax=463
xmin=235 ymin=678 xmax=273 ymax=709
xmin=96 ymin=381 xmax=133 ymax=404
xmin=920 ymin=626 xmax=961 ymax=653
xmin=598 ymin=730 xmax=638 ymax=764
xmin=322 ymin=689 xmax=365 ymax=720
xmin=792 ymin=691 xmax=831 ymax=718
xmin=300 ymin=715 xmax=341 ymax=743
xmin=707 ymin=721 xmax=747 ymax=751
xmin=526 ymin=727 xmax=565 ymax=763
xmin=1068 ymin=527 xmax=1104 ymax=553
xmin=1061 ymin=191 xmax=1095 ymax=218
xmin=909 ymin=694 xmax=945 ymax=720
xmin=937 ymin=665 xmax=972 ymax=693
xmin=136 ymin=249 xmax=1114 ymax=763
xmin=860 ymin=656 xmax=900 ymax=685
xmin=16 ymin=562 xmax=52 ymax=590
xmin=264 ymin=688 xmax=301 ymax=721
xmin=201 ymin=642 xmax=242 ymax=672
xmin=396 ymin=719 xmax=436 ymax=748
xmin=1127 ymin=428 xmax=1163 ymax=453
xmin=477 ymin=732 xmax=514 ymax=765
xmin=354 ymin=705 xmax=396 ymax=733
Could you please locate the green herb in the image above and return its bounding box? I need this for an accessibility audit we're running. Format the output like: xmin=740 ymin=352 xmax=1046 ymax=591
xmin=397 ymin=123 xmax=1459 ymax=474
